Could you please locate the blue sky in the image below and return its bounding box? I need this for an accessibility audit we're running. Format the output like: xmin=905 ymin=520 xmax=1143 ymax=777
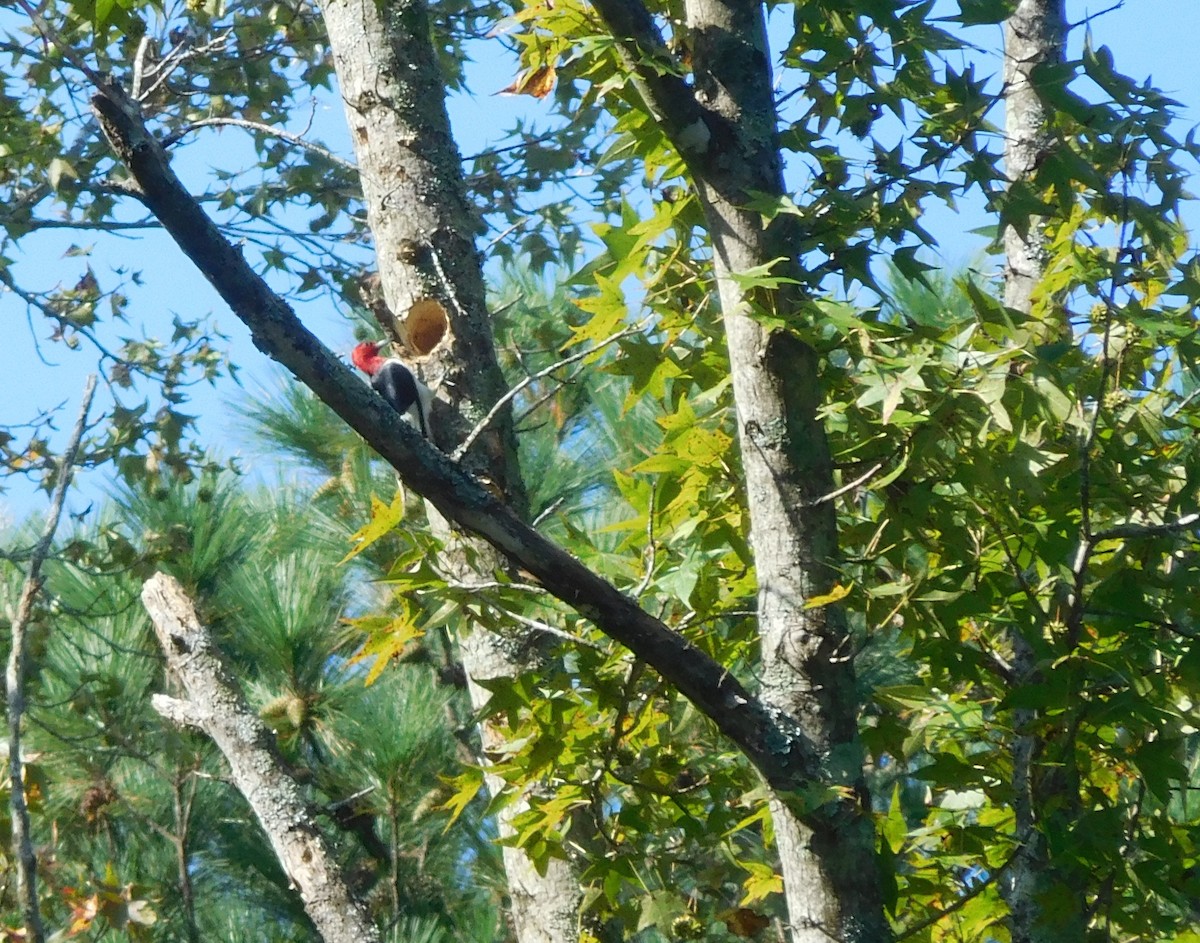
xmin=3 ymin=0 xmax=1200 ymax=526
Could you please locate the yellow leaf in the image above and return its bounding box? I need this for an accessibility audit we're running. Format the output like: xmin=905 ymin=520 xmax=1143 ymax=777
xmin=802 ymin=583 xmax=852 ymax=609
xmin=439 ymin=767 xmax=485 ymax=827
xmin=346 ymin=614 xmax=425 ymax=685
xmin=340 ymin=491 xmax=405 ymax=564
xmin=735 ymin=860 xmax=784 ymax=905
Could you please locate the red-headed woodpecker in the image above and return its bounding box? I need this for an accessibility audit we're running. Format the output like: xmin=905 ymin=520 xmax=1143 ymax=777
xmin=351 ymin=341 xmax=434 ymax=440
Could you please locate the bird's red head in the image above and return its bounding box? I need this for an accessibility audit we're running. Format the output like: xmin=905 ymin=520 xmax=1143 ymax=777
xmin=351 ymin=341 xmax=385 ymax=375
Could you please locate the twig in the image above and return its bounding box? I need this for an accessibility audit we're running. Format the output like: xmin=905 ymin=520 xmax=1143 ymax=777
xmin=322 ymin=785 xmax=377 ymax=814
xmin=135 ymin=29 xmax=234 ymax=106
xmin=453 ymin=322 xmax=643 ymax=460
xmin=503 ymin=611 xmax=606 ymax=651
xmin=531 ymin=496 xmax=566 ymax=529
xmin=1092 ymin=513 xmax=1199 ymax=542
xmin=1066 ymin=173 xmax=1135 ymax=645
xmin=162 ymin=117 xmax=357 ymax=173
xmin=896 ymin=852 xmax=1010 ymax=940
xmin=131 ymin=35 xmax=152 ymax=99
xmin=13 ymin=0 xmax=106 ymax=87
xmin=426 ymin=244 xmax=470 ymax=323
xmin=445 ymin=579 xmax=546 ymax=595
xmin=6 ymin=374 xmax=96 ymax=943
xmin=804 ymin=461 xmax=884 ymax=508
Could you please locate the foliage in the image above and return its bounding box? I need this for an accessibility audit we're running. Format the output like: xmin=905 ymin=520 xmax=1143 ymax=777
xmin=0 ymin=479 xmax=503 ymax=940
xmin=2 ymin=0 xmax=1200 ymax=940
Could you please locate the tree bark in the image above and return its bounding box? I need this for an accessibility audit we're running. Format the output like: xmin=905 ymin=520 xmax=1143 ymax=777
xmin=1003 ymin=0 xmax=1067 ymax=315
xmin=313 ymin=0 xmax=582 ymax=937
xmin=87 ymin=74 xmax=887 ymax=940
xmin=141 ymin=573 xmax=380 ymax=943
xmin=1000 ymin=4 xmax=1086 ymax=942
xmin=90 ymin=71 xmax=827 ymax=809
xmin=587 ymin=0 xmax=885 ymax=939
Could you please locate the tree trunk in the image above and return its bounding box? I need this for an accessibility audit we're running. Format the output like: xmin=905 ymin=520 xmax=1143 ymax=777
xmin=1003 ymin=0 xmax=1066 ymax=315
xmin=93 ymin=71 xmax=845 ymax=937
xmin=141 ymin=573 xmax=379 ymax=943
xmin=314 ymin=0 xmax=583 ymax=938
xmin=1000 ymin=3 xmax=1086 ymax=942
xmin=685 ymin=5 xmax=881 ymax=940
xmin=587 ymin=0 xmax=886 ymax=938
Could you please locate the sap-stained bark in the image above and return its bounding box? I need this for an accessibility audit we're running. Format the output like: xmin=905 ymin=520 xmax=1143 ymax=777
xmin=589 ymin=0 xmax=886 ymax=939
xmin=314 ymin=0 xmax=579 ymax=936
xmin=90 ymin=71 xmax=822 ymax=809
xmin=141 ymin=573 xmax=379 ymax=943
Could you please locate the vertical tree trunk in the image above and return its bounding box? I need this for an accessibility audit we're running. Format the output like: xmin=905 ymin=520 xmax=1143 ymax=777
xmin=1003 ymin=0 xmax=1066 ymax=315
xmin=587 ymin=0 xmax=887 ymax=938
xmin=683 ymin=4 xmax=881 ymax=938
xmin=314 ymin=0 xmax=583 ymax=938
xmin=1000 ymin=3 xmax=1085 ymax=942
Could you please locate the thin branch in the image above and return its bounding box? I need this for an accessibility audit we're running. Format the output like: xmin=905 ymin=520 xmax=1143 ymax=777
xmin=453 ymin=322 xmax=643 ymax=461
xmin=13 ymin=0 xmax=106 ymax=87
xmin=804 ymin=462 xmax=884 ymax=508
xmin=162 ymin=117 xmax=357 ymax=172
xmin=502 ymin=610 xmax=606 ymax=651
xmin=530 ymin=496 xmax=566 ymax=529
xmin=1092 ymin=513 xmax=1199 ymax=542
xmin=131 ymin=35 xmax=152 ymax=99
xmin=6 ymin=374 xmax=96 ymax=943
xmin=1061 ymin=177 xmax=1138 ymax=648
xmin=444 ymin=579 xmax=546 ymax=595
xmin=896 ymin=852 xmax=1012 ymax=940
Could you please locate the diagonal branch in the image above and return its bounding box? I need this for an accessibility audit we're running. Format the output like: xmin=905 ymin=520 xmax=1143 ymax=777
xmin=453 ymin=320 xmax=643 ymax=461
xmin=161 ymin=117 xmax=358 ymax=173
xmin=142 ymin=573 xmax=379 ymax=943
xmin=7 ymin=374 xmax=96 ymax=943
xmin=89 ymin=79 xmax=825 ymax=796
xmin=585 ymin=0 xmax=713 ymax=161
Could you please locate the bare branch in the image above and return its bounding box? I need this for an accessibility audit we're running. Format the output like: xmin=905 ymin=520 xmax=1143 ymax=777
xmin=453 ymin=321 xmax=643 ymax=461
xmin=503 ymin=610 xmax=606 ymax=651
xmin=6 ymin=374 xmax=96 ymax=943
xmin=142 ymin=574 xmax=380 ymax=943
xmin=90 ymin=78 xmax=826 ymax=794
xmin=1092 ymin=513 xmax=1199 ymax=542
xmin=162 ymin=117 xmax=358 ymax=173
xmin=805 ymin=462 xmax=884 ymax=508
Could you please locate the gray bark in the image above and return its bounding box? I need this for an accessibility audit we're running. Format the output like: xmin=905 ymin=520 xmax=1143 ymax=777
xmin=1001 ymin=4 xmax=1086 ymax=942
xmin=1003 ymin=0 xmax=1066 ymax=314
xmin=5 ymin=374 xmax=95 ymax=943
xmin=314 ymin=0 xmax=582 ymax=937
xmin=588 ymin=0 xmax=885 ymax=939
xmin=141 ymin=573 xmax=380 ymax=943
xmin=91 ymin=71 xmax=826 ymax=812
